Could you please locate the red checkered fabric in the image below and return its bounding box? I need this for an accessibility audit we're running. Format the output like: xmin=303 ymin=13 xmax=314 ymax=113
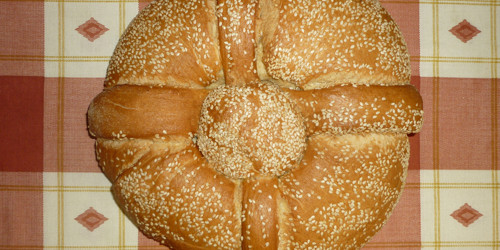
xmin=0 ymin=0 xmax=498 ymax=249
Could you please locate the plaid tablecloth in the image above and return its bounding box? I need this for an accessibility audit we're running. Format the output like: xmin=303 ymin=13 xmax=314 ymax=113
xmin=0 ymin=0 xmax=498 ymax=249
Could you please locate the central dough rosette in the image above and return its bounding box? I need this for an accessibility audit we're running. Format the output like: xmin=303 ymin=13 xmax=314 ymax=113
xmin=197 ymin=83 xmax=306 ymax=178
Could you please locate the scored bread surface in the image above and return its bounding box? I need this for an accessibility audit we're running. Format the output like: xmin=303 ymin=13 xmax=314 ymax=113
xmin=87 ymin=0 xmax=423 ymax=249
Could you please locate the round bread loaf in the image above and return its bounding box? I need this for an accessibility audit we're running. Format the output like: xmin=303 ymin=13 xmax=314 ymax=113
xmin=87 ymin=0 xmax=423 ymax=249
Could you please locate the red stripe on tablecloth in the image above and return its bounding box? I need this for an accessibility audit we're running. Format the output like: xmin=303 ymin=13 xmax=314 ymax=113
xmin=0 ymin=2 xmax=44 ymax=76
xmin=409 ymin=76 xmax=421 ymax=171
xmin=420 ymin=77 xmax=494 ymax=170
xmin=43 ymin=77 xmax=103 ymax=172
xmin=438 ymin=78 xmax=493 ymax=170
xmin=0 ymin=172 xmax=43 ymax=248
xmin=139 ymin=232 xmax=169 ymax=249
xmin=0 ymin=76 xmax=44 ymax=172
xmin=139 ymin=0 xmax=153 ymax=12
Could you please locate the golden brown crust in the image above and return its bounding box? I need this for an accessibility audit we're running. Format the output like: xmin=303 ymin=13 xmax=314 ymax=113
xmin=261 ymin=0 xmax=410 ymax=88
xmin=87 ymin=84 xmax=423 ymax=141
xmin=104 ymin=0 xmax=222 ymax=88
xmin=87 ymin=85 xmax=208 ymax=139
xmin=287 ymin=84 xmax=423 ymax=135
xmin=105 ymin=0 xmax=409 ymax=90
xmin=87 ymin=0 xmax=423 ymax=249
xmin=196 ymin=83 xmax=307 ymax=179
xmin=217 ymin=0 xmax=260 ymax=85
xmin=241 ymin=177 xmax=280 ymax=249
xmin=95 ymin=138 xmax=153 ymax=182
xmin=95 ymin=137 xmax=191 ymax=182
xmin=112 ymin=144 xmax=242 ymax=249
xmin=279 ymin=133 xmax=409 ymax=249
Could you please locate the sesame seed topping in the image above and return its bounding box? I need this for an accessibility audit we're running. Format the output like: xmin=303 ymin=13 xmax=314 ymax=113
xmin=196 ymin=82 xmax=306 ymax=179
xmin=90 ymin=0 xmax=422 ymax=248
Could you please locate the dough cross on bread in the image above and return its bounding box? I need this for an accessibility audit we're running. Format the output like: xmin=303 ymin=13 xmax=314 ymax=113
xmin=87 ymin=0 xmax=423 ymax=249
